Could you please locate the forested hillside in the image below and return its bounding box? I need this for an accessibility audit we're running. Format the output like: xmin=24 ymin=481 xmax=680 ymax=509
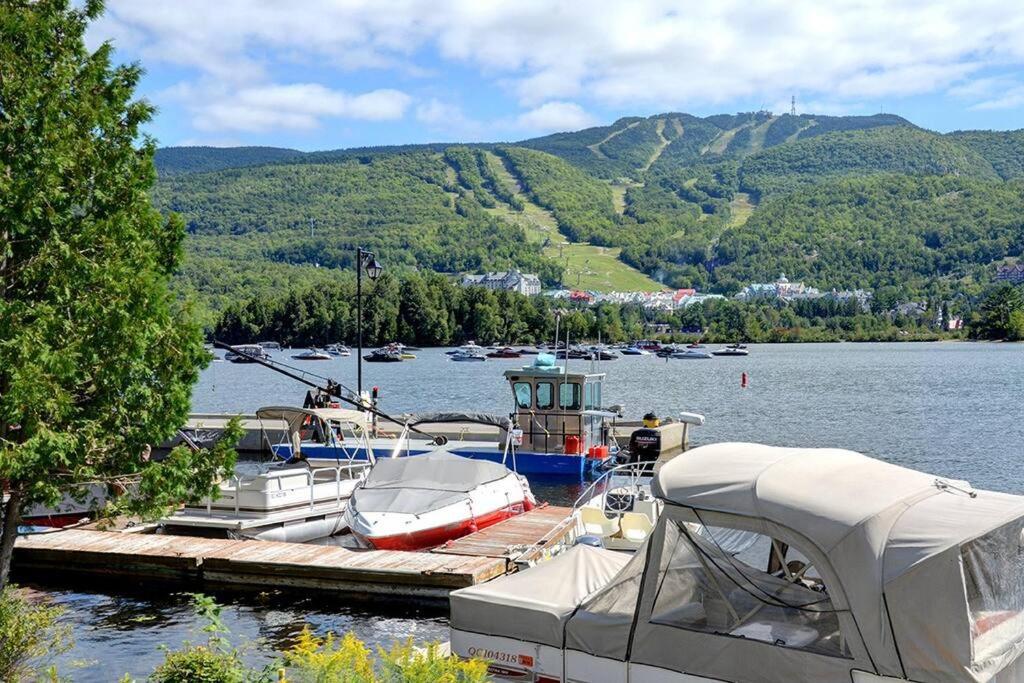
xmin=156 ymin=110 xmax=1024 ymax=313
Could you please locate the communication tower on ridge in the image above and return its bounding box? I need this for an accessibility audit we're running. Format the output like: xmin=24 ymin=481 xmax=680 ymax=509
xmin=791 ymin=95 xmax=796 ymax=116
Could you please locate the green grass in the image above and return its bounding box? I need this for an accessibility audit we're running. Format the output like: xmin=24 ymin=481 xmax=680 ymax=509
xmin=728 ymin=191 xmax=756 ymax=227
xmin=484 ymin=153 xmax=662 ymax=292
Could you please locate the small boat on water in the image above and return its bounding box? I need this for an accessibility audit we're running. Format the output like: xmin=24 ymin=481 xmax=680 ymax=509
xmin=292 ymin=348 xmax=332 ymax=361
xmin=344 ymin=450 xmax=536 ymax=550
xmin=451 ymin=442 xmax=1024 ymax=682
xmin=486 ymin=347 xmax=522 ymax=359
xmin=325 ymin=343 xmax=351 ymax=357
xmin=620 ymin=346 xmax=649 ymax=356
xmin=712 ymin=343 xmax=750 ymax=356
xmin=451 ymin=343 xmax=487 ymax=362
xmin=258 ymin=341 xmax=282 ymax=350
xmin=364 ymin=346 xmax=403 ymax=363
xmin=671 ymin=347 xmax=713 ymax=359
xmin=225 ymin=344 xmax=271 ymax=363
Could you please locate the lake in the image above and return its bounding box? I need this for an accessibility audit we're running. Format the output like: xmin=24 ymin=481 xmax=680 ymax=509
xmin=34 ymin=342 xmax=1024 ymax=680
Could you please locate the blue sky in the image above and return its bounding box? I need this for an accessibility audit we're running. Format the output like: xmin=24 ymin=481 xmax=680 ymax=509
xmin=87 ymin=1 xmax=1024 ymax=151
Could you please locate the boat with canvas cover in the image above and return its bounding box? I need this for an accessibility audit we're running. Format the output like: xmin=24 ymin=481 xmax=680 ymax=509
xmin=451 ymin=442 xmax=1024 ymax=682
xmin=344 ymin=450 xmax=536 ymax=550
xmin=292 ymin=348 xmax=332 ymax=361
xmin=224 ymin=344 xmax=271 ymax=363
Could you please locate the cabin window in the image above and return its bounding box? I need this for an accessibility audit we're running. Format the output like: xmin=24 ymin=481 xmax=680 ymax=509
xmin=536 ymin=382 xmax=554 ymax=410
xmin=961 ymin=518 xmax=1024 ymax=661
xmin=513 ymin=382 xmax=533 ymax=409
xmin=559 ymin=382 xmax=581 ymax=410
xmin=584 ymin=382 xmax=602 ymax=410
xmin=649 ymin=520 xmax=849 ymax=658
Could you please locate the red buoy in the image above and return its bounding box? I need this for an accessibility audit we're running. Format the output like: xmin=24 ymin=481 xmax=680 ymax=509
xmin=741 ymin=372 xmax=749 ymax=389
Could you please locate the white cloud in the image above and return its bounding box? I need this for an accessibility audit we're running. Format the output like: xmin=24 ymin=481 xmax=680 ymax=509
xmin=90 ymin=0 xmax=1024 ymax=133
xmin=176 ymin=83 xmax=411 ymax=132
xmin=514 ymin=102 xmax=597 ymax=132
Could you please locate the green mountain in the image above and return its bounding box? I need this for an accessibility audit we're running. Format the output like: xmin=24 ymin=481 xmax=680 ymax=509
xmin=155 ymin=111 xmax=1024 ymax=309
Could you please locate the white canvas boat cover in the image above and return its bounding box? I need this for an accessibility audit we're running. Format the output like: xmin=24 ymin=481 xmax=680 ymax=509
xmin=352 ymin=451 xmax=511 ymax=515
xmin=450 ymin=545 xmax=630 ymax=647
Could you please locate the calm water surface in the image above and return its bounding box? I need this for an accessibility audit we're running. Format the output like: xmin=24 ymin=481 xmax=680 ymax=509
xmin=36 ymin=342 xmax=1023 ymax=680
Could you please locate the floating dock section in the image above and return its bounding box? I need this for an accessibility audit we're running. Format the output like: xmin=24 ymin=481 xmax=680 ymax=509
xmin=14 ymin=506 xmax=580 ymax=599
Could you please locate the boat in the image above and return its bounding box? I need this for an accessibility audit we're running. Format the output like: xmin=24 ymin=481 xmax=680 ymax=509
xmin=712 ymin=343 xmax=750 ymax=357
xmin=272 ymin=357 xmax=705 ymax=479
xmin=325 ymin=343 xmax=351 ymax=357
xmin=634 ymin=339 xmax=662 ymax=351
xmin=224 ymin=344 xmax=271 ymax=363
xmin=363 ymin=346 xmax=403 ymax=363
xmin=686 ymin=341 xmax=707 ymax=349
xmin=619 ymin=346 xmax=649 ymax=355
xmin=517 ymin=348 xmax=540 ymax=355
xmin=450 ymin=442 xmax=1024 ymax=682
xmin=572 ymin=462 xmax=660 ymax=551
xmin=344 ymin=450 xmax=536 ymax=551
xmin=292 ymin=348 xmax=332 ymax=361
xmin=451 ymin=344 xmax=487 ymax=362
xmin=160 ymin=461 xmax=371 ymax=543
xmin=584 ymin=345 xmax=619 ymax=361
xmin=13 ymin=483 xmax=110 ymax=529
xmin=486 ymin=347 xmax=522 ymax=359
xmin=258 ymin=341 xmax=282 ymax=350
xmin=671 ymin=347 xmax=713 ymax=359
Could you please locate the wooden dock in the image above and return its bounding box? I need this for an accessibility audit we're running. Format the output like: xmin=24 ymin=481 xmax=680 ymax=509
xmin=13 ymin=506 xmax=579 ymax=598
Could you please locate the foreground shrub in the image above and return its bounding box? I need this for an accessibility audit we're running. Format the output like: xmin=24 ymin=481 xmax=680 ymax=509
xmin=282 ymin=626 xmax=489 ymax=682
xmin=0 ymin=586 xmax=73 ymax=682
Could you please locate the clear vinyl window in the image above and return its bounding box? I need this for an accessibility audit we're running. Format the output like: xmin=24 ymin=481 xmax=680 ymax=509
xmin=559 ymin=382 xmax=581 ymax=410
xmin=962 ymin=519 xmax=1024 ymax=661
xmin=650 ymin=520 xmax=850 ymax=658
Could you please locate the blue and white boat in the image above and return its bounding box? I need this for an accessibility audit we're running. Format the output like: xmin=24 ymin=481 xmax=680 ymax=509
xmin=261 ymin=354 xmax=702 ymax=479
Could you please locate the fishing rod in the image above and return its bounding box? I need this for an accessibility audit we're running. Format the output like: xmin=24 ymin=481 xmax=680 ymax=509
xmin=213 ymin=341 xmax=438 ymax=441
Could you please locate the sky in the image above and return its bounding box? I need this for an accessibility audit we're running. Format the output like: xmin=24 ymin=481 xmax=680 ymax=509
xmin=86 ymin=0 xmax=1024 ymax=151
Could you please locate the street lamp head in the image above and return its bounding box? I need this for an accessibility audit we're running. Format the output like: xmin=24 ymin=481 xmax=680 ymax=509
xmin=366 ymin=258 xmax=383 ymax=280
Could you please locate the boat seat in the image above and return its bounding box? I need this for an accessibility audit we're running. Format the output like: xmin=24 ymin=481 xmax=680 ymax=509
xmin=620 ymin=511 xmax=654 ymax=542
xmin=580 ymin=506 xmax=619 ymax=538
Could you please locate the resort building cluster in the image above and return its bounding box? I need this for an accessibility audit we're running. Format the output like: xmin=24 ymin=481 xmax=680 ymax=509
xmin=460 ymin=270 xmax=874 ymax=311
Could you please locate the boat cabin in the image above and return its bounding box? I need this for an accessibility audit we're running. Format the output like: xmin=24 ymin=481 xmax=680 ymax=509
xmin=503 ymin=363 xmax=612 ymax=457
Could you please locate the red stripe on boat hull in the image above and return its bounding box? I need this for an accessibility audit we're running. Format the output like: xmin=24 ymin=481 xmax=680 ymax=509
xmin=356 ymin=504 xmax=525 ymax=551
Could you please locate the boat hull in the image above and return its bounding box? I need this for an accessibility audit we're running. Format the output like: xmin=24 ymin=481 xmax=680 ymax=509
xmin=354 ymin=504 xmax=524 ymax=551
xmin=280 ymin=443 xmax=603 ymax=478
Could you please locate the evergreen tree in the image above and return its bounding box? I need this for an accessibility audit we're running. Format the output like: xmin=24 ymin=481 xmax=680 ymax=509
xmin=0 ymin=0 xmax=237 ymax=586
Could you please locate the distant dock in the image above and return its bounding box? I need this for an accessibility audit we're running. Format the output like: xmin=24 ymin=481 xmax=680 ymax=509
xmin=14 ymin=506 xmax=580 ymax=599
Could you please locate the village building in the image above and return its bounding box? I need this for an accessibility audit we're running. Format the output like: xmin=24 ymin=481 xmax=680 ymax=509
xmin=995 ymin=263 xmax=1024 ymax=284
xmin=461 ymin=269 xmax=542 ymax=295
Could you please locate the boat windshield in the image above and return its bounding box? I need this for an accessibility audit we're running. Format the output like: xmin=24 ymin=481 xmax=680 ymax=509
xmin=513 ymin=382 xmax=532 ymax=409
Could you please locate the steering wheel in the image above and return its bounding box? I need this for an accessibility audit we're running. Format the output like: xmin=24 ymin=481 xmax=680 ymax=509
xmin=604 ymin=488 xmax=635 ymax=513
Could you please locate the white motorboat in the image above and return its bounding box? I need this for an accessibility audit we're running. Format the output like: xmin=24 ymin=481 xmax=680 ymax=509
xmin=224 ymin=344 xmax=271 ymax=363
xmin=572 ymin=462 xmax=661 ymax=551
xmin=671 ymin=348 xmax=713 ymax=359
xmin=451 ymin=343 xmax=487 ymax=362
xmin=325 ymin=343 xmax=351 ymax=357
xmin=292 ymin=348 xmax=332 ymax=361
xmin=344 ymin=450 xmax=536 ymax=550
xmin=161 ymin=461 xmax=370 ymax=543
xmin=712 ymin=343 xmax=749 ymax=357
xmin=451 ymin=442 xmax=1024 ymax=682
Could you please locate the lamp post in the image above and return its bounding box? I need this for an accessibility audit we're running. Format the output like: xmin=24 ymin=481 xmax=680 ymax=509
xmin=355 ymin=247 xmax=383 ymax=398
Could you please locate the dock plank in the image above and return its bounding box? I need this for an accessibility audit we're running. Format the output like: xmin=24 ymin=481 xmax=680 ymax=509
xmin=13 ymin=507 xmax=572 ymax=598
xmin=431 ymin=505 xmax=580 ymax=563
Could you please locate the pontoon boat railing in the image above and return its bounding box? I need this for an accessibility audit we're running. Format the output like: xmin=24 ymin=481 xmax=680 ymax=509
xmin=202 ymin=462 xmax=370 ymax=517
